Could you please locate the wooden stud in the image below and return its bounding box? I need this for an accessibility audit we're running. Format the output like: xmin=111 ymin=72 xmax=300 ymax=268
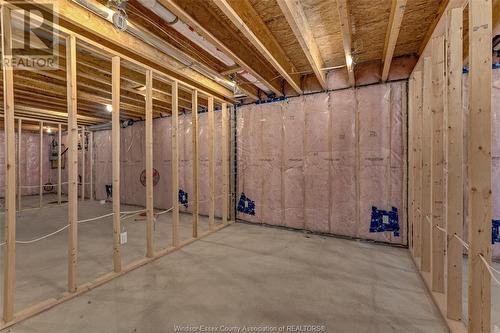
xmin=413 ymin=71 xmax=423 ymax=259
xmin=0 ymin=220 xmax=232 ymax=332
xmin=89 ymin=131 xmax=93 ymax=201
xmin=221 ymin=102 xmax=229 ymax=225
xmin=431 ymin=35 xmax=445 ymax=293
xmin=81 ymin=128 xmax=85 ymax=201
xmin=208 ymin=96 xmax=215 ymax=230
xmin=66 ymin=34 xmax=79 ymax=293
xmin=276 ymin=0 xmax=327 ymax=89
xmin=408 ymin=77 xmax=414 ymax=253
xmin=39 ymin=121 xmax=43 ymax=208
xmin=381 ymin=0 xmax=407 ymax=82
xmin=445 ymin=7 xmax=463 ymax=321
xmin=171 ymin=80 xmax=180 ymax=247
xmin=192 ymin=90 xmax=199 ymax=238
xmin=335 ymin=0 xmax=355 ymax=86
xmin=145 ymin=69 xmax=154 ymax=258
xmin=421 ymin=57 xmax=432 ymax=273
xmin=468 ymin=0 xmax=492 ymax=331
xmin=112 ymin=56 xmax=122 ymax=273
xmin=1 ymin=5 xmax=16 ymax=322
xmin=17 ymin=118 xmax=22 ymax=211
xmin=58 ymin=123 xmax=62 ymax=205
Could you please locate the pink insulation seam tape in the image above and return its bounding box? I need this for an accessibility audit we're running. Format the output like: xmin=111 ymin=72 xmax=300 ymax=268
xmin=236 ymin=82 xmax=407 ymax=245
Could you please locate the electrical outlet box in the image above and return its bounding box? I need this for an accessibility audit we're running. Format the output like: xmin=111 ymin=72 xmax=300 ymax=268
xmin=120 ymin=231 xmax=127 ymax=245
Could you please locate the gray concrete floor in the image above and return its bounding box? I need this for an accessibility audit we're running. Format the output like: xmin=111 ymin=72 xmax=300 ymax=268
xmin=1 ymin=218 xmax=450 ymax=333
xmin=0 ymin=195 xmax=222 ymax=313
xmin=462 ymin=257 xmax=500 ymax=331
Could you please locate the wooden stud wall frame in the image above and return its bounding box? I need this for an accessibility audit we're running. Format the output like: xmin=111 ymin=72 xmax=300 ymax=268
xmin=0 ymin=3 xmax=234 ymax=329
xmin=407 ymin=1 xmax=492 ymax=332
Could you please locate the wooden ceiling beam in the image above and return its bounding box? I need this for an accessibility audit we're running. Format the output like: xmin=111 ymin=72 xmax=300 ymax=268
xmin=381 ymin=0 xmax=407 ymax=82
xmin=159 ymin=0 xmax=283 ymax=97
xmin=12 ymin=74 xmax=149 ymax=115
xmin=212 ymin=0 xmax=302 ymax=94
xmin=336 ymin=0 xmax=355 ymax=86
xmin=276 ymin=0 xmax=327 ymax=89
xmin=26 ymin=0 xmax=233 ymax=100
xmin=1 ymin=106 xmax=104 ymax=124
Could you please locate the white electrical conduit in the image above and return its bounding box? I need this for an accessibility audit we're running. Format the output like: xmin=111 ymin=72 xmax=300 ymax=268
xmin=428 ymin=221 xmax=500 ymax=286
xmin=0 ymin=208 xmax=156 ymax=245
xmin=0 ymin=194 xmax=223 ymax=245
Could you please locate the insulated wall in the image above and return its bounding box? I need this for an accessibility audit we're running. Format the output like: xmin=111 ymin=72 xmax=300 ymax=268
xmin=93 ymin=112 xmax=224 ymax=217
xmin=0 ymin=131 xmax=54 ymax=199
xmin=236 ymin=82 xmax=406 ymax=245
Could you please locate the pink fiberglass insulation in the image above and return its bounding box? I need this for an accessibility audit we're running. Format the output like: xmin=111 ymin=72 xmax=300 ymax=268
xmin=198 ymin=112 xmax=210 ymax=217
xmin=236 ymin=103 xmax=264 ymax=224
xmin=93 ymin=111 xmax=225 ymax=218
xmin=0 ymin=131 xmax=54 ymax=199
xmin=283 ymin=97 xmax=305 ymax=230
xmin=492 ymin=69 xmax=500 ymax=258
xmin=180 ymin=113 xmax=193 ymax=214
xmin=214 ymin=110 xmax=224 ymax=219
xmin=304 ymin=93 xmax=330 ymax=233
xmin=94 ymin=130 xmax=112 ymax=201
xmin=121 ymin=121 xmax=146 ymax=206
xmin=357 ymin=84 xmax=395 ymax=243
xmin=259 ymin=101 xmax=284 ymax=227
xmin=389 ymin=82 xmax=405 ymax=245
xmin=236 ymin=81 xmax=407 ymax=245
xmin=329 ymin=89 xmax=357 ymax=238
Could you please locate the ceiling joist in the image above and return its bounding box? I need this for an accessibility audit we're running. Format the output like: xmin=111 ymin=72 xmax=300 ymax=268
xmin=32 ymin=0 xmax=233 ymax=100
xmin=381 ymin=0 xmax=407 ymax=82
xmin=335 ymin=0 xmax=355 ymax=86
xmin=276 ymin=0 xmax=327 ymax=89
xmin=211 ymin=0 xmax=303 ymax=94
xmin=159 ymin=0 xmax=283 ymax=97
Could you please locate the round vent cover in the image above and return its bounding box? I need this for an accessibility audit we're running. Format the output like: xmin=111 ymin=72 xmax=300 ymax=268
xmin=140 ymin=168 xmax=160 ymax=187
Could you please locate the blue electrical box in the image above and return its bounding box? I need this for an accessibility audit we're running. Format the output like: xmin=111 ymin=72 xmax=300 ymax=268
xmin=237 ymin=193 xmax=255 ymax=215
xmin=369 ymin=206 xmax=400 ymax=237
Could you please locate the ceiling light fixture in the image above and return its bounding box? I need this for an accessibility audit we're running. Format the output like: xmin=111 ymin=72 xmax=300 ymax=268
xmin=346 ymin=55 xmax=353 ymax=67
